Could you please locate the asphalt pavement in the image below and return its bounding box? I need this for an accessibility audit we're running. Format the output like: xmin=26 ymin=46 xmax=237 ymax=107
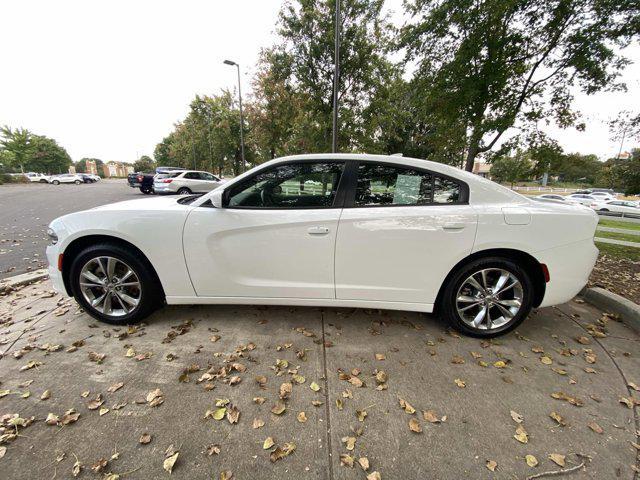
xmin=0 ymin=180 xmax=143 ymax=280
xmin=0 ymin=280 xmax=638 ymax=479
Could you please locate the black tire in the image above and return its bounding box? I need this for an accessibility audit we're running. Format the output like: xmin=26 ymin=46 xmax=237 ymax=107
xmin=177 ymin=187 xmax=192 ymax=195
xmin=52 ymin=180 xmax=60 ymax=185
xmin=69 ymin=243 xmax=164 ymax=324
xmin=74 ymin=180 xmax=82 ymax=185
xmin=140 ymin=186 xmax=152 ymax=194
xmin=599 ymin=208 xmax=609 ymax=212
xmin=39 ymin=179 xmax=48 ymax=183
xmin=439 ymin=257 xmax=534 ymax=338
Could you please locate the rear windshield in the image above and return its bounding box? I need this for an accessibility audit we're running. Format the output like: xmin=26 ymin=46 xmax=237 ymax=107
xmin=155 ymin=172 xmax=182 ymax=180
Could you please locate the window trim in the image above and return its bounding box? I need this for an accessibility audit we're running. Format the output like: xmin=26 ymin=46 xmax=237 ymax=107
xmin=221 ymin=159 xmax=349 ymax=210
xmin=342 ymin=160 xmax=469 ymax=208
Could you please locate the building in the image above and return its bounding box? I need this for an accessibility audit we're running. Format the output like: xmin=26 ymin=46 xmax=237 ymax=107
xmin=68 ymin=165 xmax=76 ymax=174
xmin=85 ymin=159 xmax=98 ymax=175
xmin=472 ymin=161 xmax=492 ymax=179
xmin=102 ymin=162 xmax=134 ymax=178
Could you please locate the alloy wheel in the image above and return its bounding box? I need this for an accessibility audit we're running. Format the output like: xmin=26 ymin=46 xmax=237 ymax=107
xmin=79 ymin=256 xmax=142 ymax=317
xmin=455 ymin=268 xmax=523 ymax=330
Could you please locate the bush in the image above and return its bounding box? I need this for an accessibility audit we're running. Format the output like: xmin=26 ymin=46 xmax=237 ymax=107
xmin=0 ymin=174 xmax=28 ymax=184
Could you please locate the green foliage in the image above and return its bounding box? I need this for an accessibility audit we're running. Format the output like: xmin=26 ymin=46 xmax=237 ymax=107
xmin=0 ymin=126 xmax=72 ymax=174
xmin=598 ymin=149 xmax=640 ymax=194
xmin=400 ymin=0 xmax=640 ymax=170
xmin=490 ymin=150 xmax=533 ymax=186
xmin=133 ymin=155 xmax=155 ymax=173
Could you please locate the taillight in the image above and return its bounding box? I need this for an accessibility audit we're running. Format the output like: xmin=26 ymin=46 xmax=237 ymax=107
xmin=540 ymin=263 xmax=550 ymax=283
xmin=137 ymin=175 xmax=143 ymax=182
xmin=161 ymin=179 xmax=173 ymax=183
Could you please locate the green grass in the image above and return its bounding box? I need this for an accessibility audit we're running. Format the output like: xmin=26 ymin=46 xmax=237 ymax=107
xmin=598 ymin=218 xmax=640 ymax=231
xmin=595 ymin=230 xmax=640 ymax=243
xmin=595 ymin=241 xmax=640 ymax=261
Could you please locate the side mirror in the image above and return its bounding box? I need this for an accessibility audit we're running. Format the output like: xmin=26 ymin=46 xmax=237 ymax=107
xmin=211 ymin=189 xmax=224 ymax=208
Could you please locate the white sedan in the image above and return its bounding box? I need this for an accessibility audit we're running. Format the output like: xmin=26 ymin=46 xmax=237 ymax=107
xmin=594 ymin=200 xmax=640 ymax=217
xmin=564 ymin=193 xmax=599 ymax=207
xmin=533 ymin=194 xmax=580 ymax=205
xmin=46 ymin=154 xmax=599 ymax=337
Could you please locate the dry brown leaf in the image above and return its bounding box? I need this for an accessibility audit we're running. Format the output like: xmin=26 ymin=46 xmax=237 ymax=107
xmin=252 ymin=418 xmax=265 ymax=429
xmin=375 ymin=353 xmax=386 ymax=361
xmin=399 ymin=398 xmax=416 ymax=414
xmin=271 ymin=401 xmax=286 ymax=415
xmin=409 ymin=418 xmax=422 ymax=433
xmin=525 ymin=454 xmax=538 ymax=467
xmin=40 ymin=390 xmax=51 ymax=400
xmin=549 ymin=411 xmax=566 ymax=426
xmin=358 ymin=457 xmax=370 ymax=471
xmin=367 ymin=471 xmax=381 ymax=480
xmin=297 ymin=411 xmax=307 ymax=423
xmin=588 ymin=421 xmax=603 ymax=434
xmin=510 ymin=410 xmax=523 ymax=423
xmin=263 ymin=437 xmax=275 ymax=450
xmin=340 ymin=454 xmax=354 ymax=467
xmin=514 ymin=425 xmax=528 ymax=444
xmin=548 ymin=453 xmax=565 ymax=467
xmin=486 ymin=460 xmax=497 ymax=472
xmin=454 ymin=378 xmax=466 ymax=388
xmin=139 ymin=433 xmax=152 ymax=444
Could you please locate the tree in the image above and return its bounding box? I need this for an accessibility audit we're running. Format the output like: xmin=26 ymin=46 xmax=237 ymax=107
xmin=555 ymin=152 xmax=602 ymax=183
xmin=28 ymin=135 xmax=72 ymax=174
xmin=262 ymin=0 xmax=398 ymax=152
xmin=133 ymin=155 xmax=155 ymax=173
xmin=490 ymin=151 xmax=532 ymax=186
xmin=400 ymin=0 xmax=640 ymax=171
xmin=0 ymin=126 xmax=32 ymax=171
xmin=154 ymin=134 xmax=177 ymax=166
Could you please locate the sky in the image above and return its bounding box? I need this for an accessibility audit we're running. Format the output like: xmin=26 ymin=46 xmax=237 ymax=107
xmin=0 ymin=0 xmax=638 ymax=164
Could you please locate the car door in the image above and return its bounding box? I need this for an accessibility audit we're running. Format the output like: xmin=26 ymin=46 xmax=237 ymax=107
xmin=335 ymin=161 xmax=478 ymax=305
xmin=183 ymin=160 xmax=346 ymax=298
xmin=200 ymin=172 xmax=221 ymax=192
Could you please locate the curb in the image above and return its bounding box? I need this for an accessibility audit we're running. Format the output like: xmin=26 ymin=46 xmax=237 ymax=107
xmin=581 ymin=286 xmax=640 ymax=333
xmin=0 ymin=269 xmax=49 ymax=292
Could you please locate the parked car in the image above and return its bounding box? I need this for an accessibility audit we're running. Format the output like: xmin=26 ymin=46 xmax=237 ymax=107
xmin=49 ymin=174 xmax=84 ymax=185
xmin=127 ymin=172 xmax=156 ymax=194
xmin=24 ymin=172 xmax=50 ymax=183
xmin=46 ymin=153 xmax=599 ymax=338
xmin=533 ymin=194 xmax=580 ymax=205
xmin=588 ymin=191 xmax=616 ymax=202
xmin=593 ymin=200 xmax=640 ymax=217
xmin=79 ymin=174 xmax=98 ymax=183
xmin=565 ymin=193 xmax=599 ymax=207
xmin=153 ymin=170 xmax=224 ymax=195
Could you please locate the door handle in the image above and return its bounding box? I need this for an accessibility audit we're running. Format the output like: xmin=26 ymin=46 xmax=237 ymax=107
xmin=442 ymin=222 xmax=465 ymax=230
xmin=308 ymin=226 xmax=330 ymax=235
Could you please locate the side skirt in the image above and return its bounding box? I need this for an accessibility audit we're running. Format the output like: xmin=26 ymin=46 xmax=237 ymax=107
xmin=165 ymin=296 xmax=434 ymax=313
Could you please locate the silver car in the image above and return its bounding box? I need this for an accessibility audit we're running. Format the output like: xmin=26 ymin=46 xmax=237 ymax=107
xmin=153 ymin=170 xmax=224 ymax=195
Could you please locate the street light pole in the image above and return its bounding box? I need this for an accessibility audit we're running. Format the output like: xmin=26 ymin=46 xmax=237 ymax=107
xmin=224 ymin=59 xmax=246 ymax=173
xmin=332 ymin=0 xmax=341 ymax=153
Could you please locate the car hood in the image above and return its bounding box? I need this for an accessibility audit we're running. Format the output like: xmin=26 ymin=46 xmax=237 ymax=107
xmin=90 ymin=196 xmax=186 ymax=212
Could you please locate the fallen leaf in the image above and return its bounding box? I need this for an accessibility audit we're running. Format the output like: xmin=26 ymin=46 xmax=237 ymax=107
xmin=551 ymin=391 xmax=583 ymax=407
xmin=269 ymin=442 xmax=296 ymax=462
xmin=340 ymin=453 xmax=354 ymax=467
xmin=40 ymin=390 xmax=51 ymax=400
xmin=549 ymin=411 xmax=566 ymax=426
xmin=451 ymin=355 xmax=465 ymax=364
xmin=207 ymin=444 xmax=221 ymax=455
xmin=271 ymin=401 xmax=286 ymax=415
xmin=226 ymin=405 xmax=240 ymax=424
xmin=107 ymin=382 xmax=124 ymax=393
xmin=454 ymin=378 xmax=466 ymax=388
xmin=486 ymin=460 xmax=497 ymax=472
xmin=297 ymin=411 xmax=307 ymax=423
xmin=252 ymin=418 xmax=265 ymax=429
xmin=423 ymin=410 xmax=441 ymax=423
xmin=588 ymin=421 xmax=603 ymax=434
xmin=310 ymin=381 xmax=321 ymax=392
xmin=139 ymin=433 xmax=152 ymax=444
xmin=219 ymin=470 xmax=233 ymax=480
xmin=525 ymin=454 xmax=538 ymax=467
xmin=510 ymin=410 xmax=523 ymax=423
xmin=514 ymin=425 xmax=528 ymax=444
xmin=548 ymin=453 xmax=565 ymax=467
xmin=358 ymin=457 xmax=370 ymax=471
xmin=263 ymin=437 xmax=275 ymax=450
xmin=375 ymin=353 xmax=386 ymax=361
xmin=399 ymin=398 xmax=416 ymax=414
xmin=366 ymin=472 xmax=381 ymax=480
xmin=279 ymin=382 xmax=292 ymax=399
xmin=343 ymin=436 xmax=356 ymax=451
xmin=409 ymin=418 xmax=422 ymax=433
xmin=163 ymin=452 xmax=179 ymax=474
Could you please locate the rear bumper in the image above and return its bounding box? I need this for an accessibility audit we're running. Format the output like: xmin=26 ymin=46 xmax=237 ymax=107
xmin=153 ymin=183 xmax=176 ymax=194
xmin=536 ymin=238 xmax=598 ymax=308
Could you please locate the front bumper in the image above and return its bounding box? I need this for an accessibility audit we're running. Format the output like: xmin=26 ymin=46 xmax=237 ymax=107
xmin=46 ymin=244 xmax=68 ymax=295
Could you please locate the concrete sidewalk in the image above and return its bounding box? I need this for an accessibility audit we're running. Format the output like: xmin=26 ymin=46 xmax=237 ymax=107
xmin=0 ymin=281 xmax=638 ymax=479
xmin=594 ymin=237 xmax=640 ymax=248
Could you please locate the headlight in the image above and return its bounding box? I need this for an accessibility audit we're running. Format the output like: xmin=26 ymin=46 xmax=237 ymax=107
xmin=47 ymin=228 xmax=58 ymax=245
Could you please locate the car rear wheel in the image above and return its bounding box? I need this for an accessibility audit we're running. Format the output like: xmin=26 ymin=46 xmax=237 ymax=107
xmin=74 ymin=180 xmax=81 ymax=185
xmin=69 ymin=244 xmax=164 ymax=324
xmin=440 ymin=257 xmax=534 ymax=337
xmin=52 ymin=180 xmax=60 ymax=185
xmin=177 ymin=187 xmax=192 ymax=195
xmin=140 ymin=186 xmax=152 ymax=194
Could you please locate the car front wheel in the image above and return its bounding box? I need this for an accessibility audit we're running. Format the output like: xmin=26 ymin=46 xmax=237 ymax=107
xmin=440 ymin=257 xmax=534 ymax=337
xmin=69 ymin=244 xmax=164 ymax=324
xmin=52 ymin=180 xmax=60 ymax=185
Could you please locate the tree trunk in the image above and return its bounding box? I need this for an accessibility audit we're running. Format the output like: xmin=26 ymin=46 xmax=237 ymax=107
xmin=464 ymin=144 xmax=479 ymax=172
